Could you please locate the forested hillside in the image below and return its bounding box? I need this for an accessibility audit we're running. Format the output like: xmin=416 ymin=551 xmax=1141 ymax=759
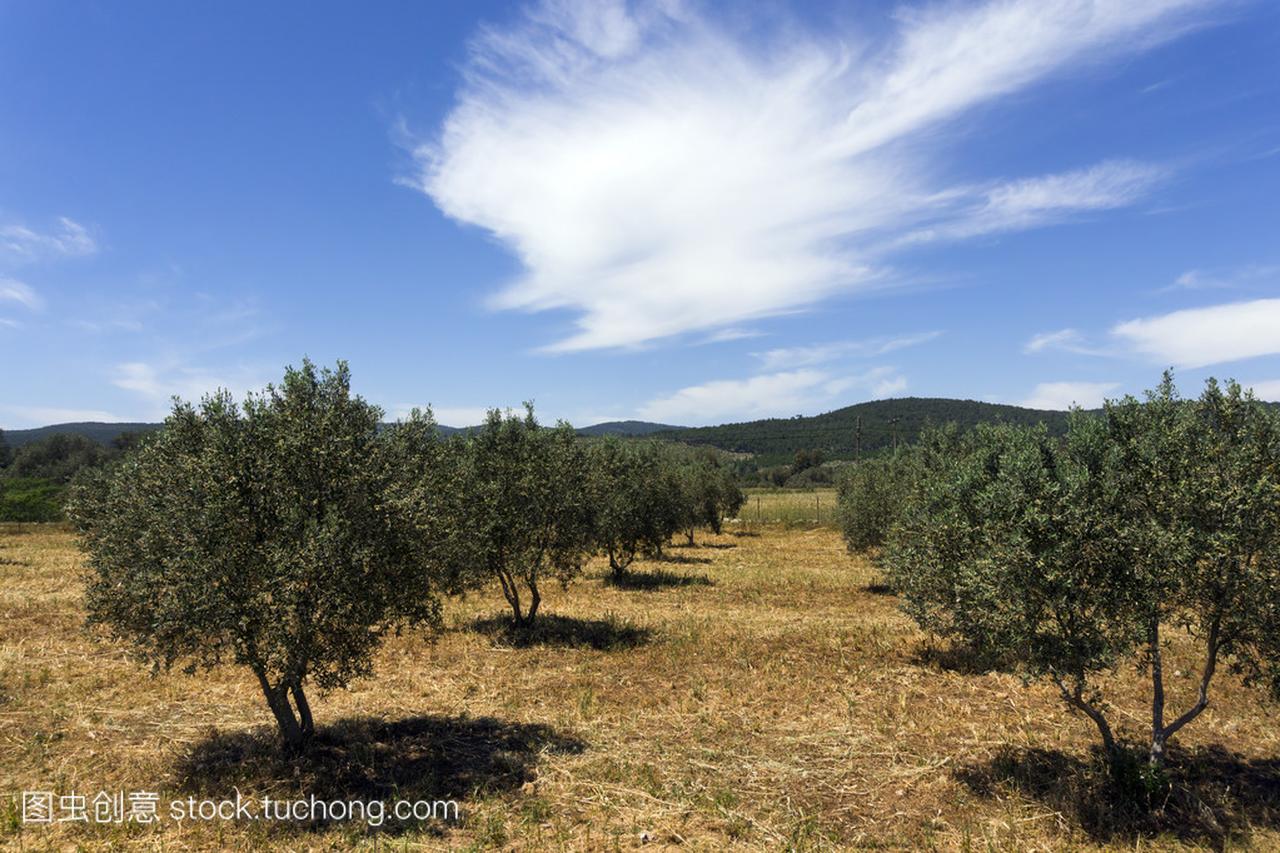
xmin=652 ymin=398 xmax=1075 ymax=465
xmin=4 ymin=422 xmax=161 ymax=449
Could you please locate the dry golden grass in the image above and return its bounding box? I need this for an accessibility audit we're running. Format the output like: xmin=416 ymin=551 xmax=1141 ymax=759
xmin=739 ymin=489 xmax=838 ymax=529
xmin=2 ymin=522 xmax=1279 ymax=851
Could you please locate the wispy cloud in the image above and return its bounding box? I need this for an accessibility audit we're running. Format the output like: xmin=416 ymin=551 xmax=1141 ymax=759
xmin=755 ymin=331 xmax=940 ymax=371
xmin=899 ymin=161 xmax=1166 ymax=246
xmin=390 ymin=404 xmax=492 ymax=428
xmin=1020 ymin=381 xmax=1119 ymax=410
xmin=1023 ymin=327 xmax=1110 ymax=356
xmin=1112 ymin=298 xmax=1280 ymax=368
xmin=1161 ymin=263 xmax=1279 ymax=292
xmin=0 ymin=277 xmax=42 ymax=311
xmin=412 ymin=0 xmax=1207 ymax=351
xmin=2 ymin=406 xmax=124 ymax=427
xmin=1244 ymin=380 xmax=1280 ymax=402
xmin=112 ymin=361 xmax=272 ymax=418
xmin=0 ymin=217 xmax=97 ymax=261
xmin=638 ymin=366 xmax=905 ymax=425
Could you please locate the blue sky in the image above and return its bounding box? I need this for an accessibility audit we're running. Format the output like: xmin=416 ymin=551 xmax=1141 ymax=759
xmin=2 ymin=0 xmax=1278 ymax=429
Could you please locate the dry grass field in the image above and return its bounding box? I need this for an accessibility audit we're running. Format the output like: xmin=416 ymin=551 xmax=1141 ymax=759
xmin=740 ymin=490 xmax=839 ymax=529
xmin=2 ymin=521 xmax=1279 ymax=851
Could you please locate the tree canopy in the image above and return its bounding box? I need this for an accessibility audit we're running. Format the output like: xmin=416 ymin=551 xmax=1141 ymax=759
xmin=882 ymin=375 xmax=1280 ymax=773
xmin=69 ymin=360 xmax=450 ymax=751
xmin=448 ymin=406 xmax=596 ymax=628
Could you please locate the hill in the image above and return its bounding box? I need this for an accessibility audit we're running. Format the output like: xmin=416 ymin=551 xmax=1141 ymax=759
xmin=576 ymin=420 xmax=685 ymax=437
xmin=651 ymin=397 xmax=1074 ymax=466
xmin=0 ymin=401 xmax=1071 ymax=463
xmin=4 ymin=422 xmax=162 ymax=449
xmin=3 ymin=419 xmax=681 ymax=446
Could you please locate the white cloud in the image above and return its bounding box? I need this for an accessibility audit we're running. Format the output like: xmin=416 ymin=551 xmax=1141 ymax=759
xmin=1244 ymin=380 xmax=1280 ymax=402
xmin=701 ymin=327 xmax=764 ymax=344
xmin=0 ymin=278 xmax=42 ymax=311
xmin=1020 ymin=381 xmax=1120 ymax=410
xmin=391 ymin=404 xmax=492 ymax=427
xmin=112 ymin=362 xmax=271 ymax=417
xmin=1162 ymin=264 xmax=1279 ymax=292
xmin=3 ymin=406 xmax=124 ymax=427
xmin=755 ymin=331 xmax=940 ymax=370
xmin=0 ymin=217 xmax=97 ymax=261
xmin=1112 ymin=298 xmax=1280 ymax=368
xmin=1171 ymin=269 xmax=1220 ymax=290
xmin=430 ymin=406 xmax=492 ymax=427
xmin=638 ymin=366 xmax=905 ymax=425
xmin=413 ymin=0 xmax=1206 ymax=351
xmin=900 ymin=160 xmax=1165 ymax=246
xmin=1023 ymin=327 xmax=1110 ymax=356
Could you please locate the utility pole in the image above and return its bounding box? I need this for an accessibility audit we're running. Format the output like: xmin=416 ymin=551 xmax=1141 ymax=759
xmin=855 ymin=415 xmax=862 ymax=460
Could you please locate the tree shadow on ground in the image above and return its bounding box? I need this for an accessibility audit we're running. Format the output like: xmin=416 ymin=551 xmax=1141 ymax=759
xmin=730 ymin=530 xmax=761 ymax=538
xmin=604 ymin=568 xmax=714 ymax=591
xmin=955 ymin=743 xmax=1280 ymax=848
xmin=671 ymin=541 xmax=736 ymax=550
xmin=172 ymin=713 xmax=585 ymax=836
xmin=911 ymin=642 xmax=1014 ymax=676
xmin=468 ymin=612 xmax=652 ymax=651
xmin=864 ymin=582 xmax=896 ymax=596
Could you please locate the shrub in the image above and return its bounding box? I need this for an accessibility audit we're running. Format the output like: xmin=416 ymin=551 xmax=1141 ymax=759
xmin=0 ymin=477 xmax=65 ymax=522
xmin=784 ymin=465 xmax=833 ymax=488
xmin=883 ymin=375 xmax=1280 ymax=771
xmin=68 ymin=361 xmax=448 ymax=752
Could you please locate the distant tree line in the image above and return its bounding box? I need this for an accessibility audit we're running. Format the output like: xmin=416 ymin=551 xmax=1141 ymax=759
xmin=69 ymin=361 xmax=744 ymax=752
xmin=837 ymin=374 xmax=1280 ymax=785
xmin=652 ymin=398 xmax=1081 ymax=467
xmin=0 ymin=430 xmax=144 ymax=521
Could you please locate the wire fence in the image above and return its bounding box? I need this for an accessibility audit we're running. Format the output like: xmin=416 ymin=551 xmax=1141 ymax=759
xmin=738 ymin=489 xmax=840 ymax=530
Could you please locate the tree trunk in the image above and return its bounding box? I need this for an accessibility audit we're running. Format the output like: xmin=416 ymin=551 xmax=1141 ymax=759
xmin=254 ymin=668 xmax=305 ymax=752
xmin=291 ymin=681 xmax=315 ymax=740
xmin=608 ymin=550 xmax=632 ymax=580
xmin=496 ymin=567 xmax=523 ymax=624
xmin=1148 ymin=614 xmax=1166 ymax=768
xmin=498 ymin=567 xmax=541 ymax=628
xmin=1053 ymin=674 xmax=1117 ymax=760
xmin=1150 ymin=613 xmax=1221 ymax=769
xmin=686 ymin=526 xmax=695 ymax=546
xmin=526 ymin=576 xmax=541 ymax=624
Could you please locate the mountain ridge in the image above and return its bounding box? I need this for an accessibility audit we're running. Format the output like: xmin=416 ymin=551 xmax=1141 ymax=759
xmin=3 ymin=398 xmax=1072 ymax=458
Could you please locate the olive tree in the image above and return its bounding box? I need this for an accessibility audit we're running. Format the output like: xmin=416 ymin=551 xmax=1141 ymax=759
xmin=457 ymin=406 xmax=594 ymax=627
xmin=674 ymin=449 xmax=745 ymax=545
xmin=10 ymin=432 xmax=111 ymax=482
xmin=836 ymin=449 xmax=917 ymax=553
xmin=884 ymin=376 xmax=1280 ymax=772
xmin=1106 ymin=376 xmax=1280 ymax=767
xmin=68 ymin=361 xmax=447 ymax=752
xmin=588 ymin=439 xmax=682 ymax=579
